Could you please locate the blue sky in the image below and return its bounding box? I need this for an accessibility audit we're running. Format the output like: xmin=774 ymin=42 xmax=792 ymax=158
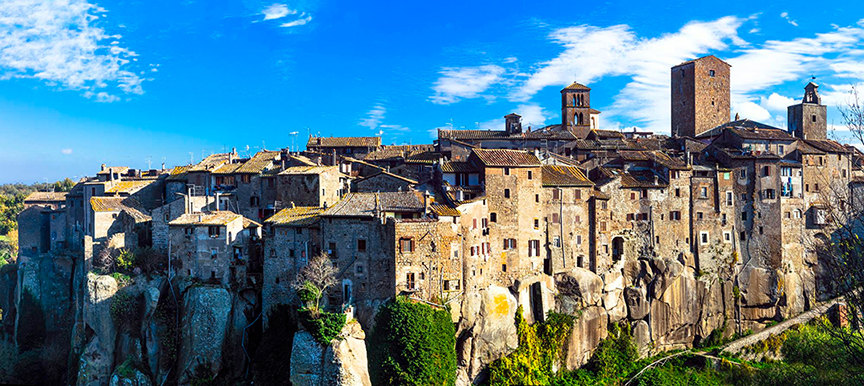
xmin=1 ymin=1 xmax=864 ymax=183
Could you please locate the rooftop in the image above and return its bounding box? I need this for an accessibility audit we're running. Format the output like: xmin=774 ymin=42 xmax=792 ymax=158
xmin=563 ymin=82 xmax=590 ymax=91
xmin=323 ymin=191 xmax=425 ymax=217
xmin=188 ymin=153 xmax=231 ymax=172
xmin=169 ymin=211 xmax=260 ymax=227
xmin=265 ymin=206 xmax=325 ymax=227
xmin=541 ymin=165 xmax=593 ymax=187
xmin=97 ymin=166 xmax=129 ymax=175
xmin=472 ymin=149 xmax=541 ymax=167
xmin=279 ymin=165 xmax=339 ymax=175
xmin=90 ymin=197 xmax=151 ymax=222
xmin=105 ymin=180 xmax=154 ymax=194
xmin=236 ymin=150 xmax=280 ymax=174
xmin=24 ymin=191 xmax=67 ymax=203
xmin=307 ymin=136 xmax=381 ymax=148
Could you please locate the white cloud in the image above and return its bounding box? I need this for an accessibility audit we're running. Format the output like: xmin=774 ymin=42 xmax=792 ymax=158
xmin=61 ymin=148 xmax=73 ymax=155
xmin=281 ymin=15 xmax=312 ymax=28
xmin=733 ymin=101 xmax=771 ymax=122
xmin=515 ymin=103 xmax=550 ymax=128
xmin=0 ymin=0 xmax=145 ymax=98
xmin=430 ymin=65 xmax=505 ymax=104
xmin=262 ymin=4 xmax=295 ymax=21
xmin=781 ymin=12 xmax=798 ymax=27
xmin=84 ymin=91 xmax=120 ymax=103
xmin=760 ymin=93 xmax=796 ymax=112
xmin=359 ymin=105 xmax=386 ymax=130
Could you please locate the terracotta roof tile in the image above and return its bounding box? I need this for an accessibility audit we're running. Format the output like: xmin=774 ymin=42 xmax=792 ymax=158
xmin=166 ymin=165 xmax=191 ymax=181
xmin=429 ymin=203 xmax=460 ymax=217
xmin=307 ymin=136 xmax=381 ymax=148
xmin=24 ymin=192 xmax=67 ymax=203
xmin=564 ymin=82 xmax=590 ymax=90
xmin=97 ymin=166 xmax=129 ymax=175
xmin=541 ymin=165 xmax=593 ymax=187
xmin=804 ymin=139 xmax=851 ymax=154
xmin=236 ymin=151 xmax=280 ymax=174
xmin=105 ymin=180 xmax=154 ymax=194
xmin=188 ymin=153 xmax=231 ymax=172
xmin=90 ymin=197 xmax=151 ymax=222
xmin=440 ymin=161 xmax=479 ymax=173
xmin=169 ymin=211 xmax=260 ymax=227
xmin=472 ymin=149 xmax=541 ymax=167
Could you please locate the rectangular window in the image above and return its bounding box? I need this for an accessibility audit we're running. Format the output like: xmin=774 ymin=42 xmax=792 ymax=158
xmin=723 ymin=172 xmax=730 ymax=180
xmin=490 ymin=213 xmax=497 ymax=223
xmin=763 ymin=189 xmax=776 ymax=199
xmin=406 ymin=273 xmax=415 ymax=290
xmin=400 ymin=238 xmax=414 ymax=253
xmin=553 ymin=237 xmax=561 ymax=248
xmin=631 ymin=192 xmax=636 ymax=200
xmin=742 ymin=211 xmax=748 ymax=221
xmin=527 ymin=170 xmax=533 ymax=180
xmin=778 ymin=145 xmax=785 ymax=155
xmin=814 ymin=183 xmax=820 ymax=192
xmin=534 ymin=219 xmax=539 ymax=229
xmin=575 ymin=215 xmax=581 ymax=223
xmin=669 ymin=211 xmax=681 ymax=221
xmin=576 ymin=235 xmax=582 ymax=245
xmin=535 ymin=194 xmax=539 ymax=203
xmin=504 ymin=167 xmax=510 ymax=176
xmin=482 ymin=218 xmax=488 ymax=228
xmin=724 ymin=232 xmax=731 ymax=242
xmin=675 ymin=188 xmax=681 ymax=197
xmin=357 ymin=239 xmax=366 ymax=252
xmin=528 ymin=240 xmax=540 ymax=257
xmin=504 ymin=189 xmax=510 ymax=198
xmin=208 ymin=226 xmax=221 ymax=237
xmin=700 ymin=232 xmax=709 ymax=245
xmin=473 ymin=218 xmax=477 ymax=229
xmin=697 ymin=212 xmax=704 ymax=220
xmin=600 ymin=221 xmax=607 ymax=232
xmin=740 ymin=169 xmax=747 ymax=179
xmin=740 ymin=231 xmax=747 ymax=241
xmin=553 ymin=189 xmax=560 ymax=200
xmin=574 ymin=189 xmax=582 ymax=200
xmin=551 ymin=213 xmax=560 ymax=224
xmin=700 ymin=187 xmax=708 ymax=198
xmin=726 ymin=191 xmax=733 ymax=206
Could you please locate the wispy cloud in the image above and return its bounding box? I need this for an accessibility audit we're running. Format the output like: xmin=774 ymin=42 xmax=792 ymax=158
xmin=61 ymin=148 xmax=73 ymax=155
xmin=360 ymin=105 xmax=387 ymax=130
xmin=0 ymin=0 xmax=145 ymax=100
xmin=281 ymin=15 xmax=312 ymax=28
xmin=781 ymin=12 xmax=798 ymax=27
xmin=262 ymin=3 xmax=295 ymax=21
xmin=430 ymin=65 xmax=505 ymax=104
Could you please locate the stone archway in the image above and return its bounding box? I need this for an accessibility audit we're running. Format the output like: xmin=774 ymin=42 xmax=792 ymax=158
xmin=612 ymin=237 xmax=625 ymax=263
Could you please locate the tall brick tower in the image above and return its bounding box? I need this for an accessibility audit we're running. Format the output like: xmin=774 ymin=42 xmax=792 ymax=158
xmin=561 ymin=82 xmax=593 ymax=138
xmin=787 ymin=82 xmax=827 ymax=140
xmin=671 ymin=55 xmax=731 ymax=138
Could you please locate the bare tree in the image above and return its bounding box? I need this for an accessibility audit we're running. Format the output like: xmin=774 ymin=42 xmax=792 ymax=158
xmin=292 ymin=253 xmax=338 ymax=316
xmin=814 ymin=85 xmax=864 ymax=370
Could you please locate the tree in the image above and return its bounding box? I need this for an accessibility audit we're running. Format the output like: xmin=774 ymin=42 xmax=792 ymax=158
xmin=813 ymin=85 xmax=864 ymax=371
xmin=292 ymin=253 xmax=337 ymax=316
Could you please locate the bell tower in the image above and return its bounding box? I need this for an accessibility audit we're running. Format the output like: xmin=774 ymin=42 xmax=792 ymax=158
xmin=788 ymin=82 xmax=827 ymax=140
xmin=561 ymin=82 xmax=592 ymax=138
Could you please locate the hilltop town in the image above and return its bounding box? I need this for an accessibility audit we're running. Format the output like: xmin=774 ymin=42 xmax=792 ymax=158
xmin=7 ymin=55 xmax=864 ymax=385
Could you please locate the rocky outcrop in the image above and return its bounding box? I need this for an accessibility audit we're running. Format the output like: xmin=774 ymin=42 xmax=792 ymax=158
xmin=563 ymin=305 xmax=608 ymax=369
xmin=289 ymin=320 xmax=372 ymax=386
xmin=77 ymin=273 xmax=119 ymax=386
xmin=78 ymin=335 xmax=114 ymax=386
xmin=456 ymin=285 xmax=519 ymax=384
xmin=109 ymin=366 xmax=153 ymax=386
xmin=178 ymin=285 xmax=232 ymax=384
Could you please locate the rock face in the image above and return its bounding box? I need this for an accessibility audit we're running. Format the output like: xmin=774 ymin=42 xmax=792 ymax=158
xmin=109 ymin=367 xmax=153 ymax=386
xmin=178 ymin=285 xmax=232 ymax=385
xmin=77 ymin=335 xmax=114 ymax=386
xmin=77 ymin=273 xmax=119 ymax=386
xmin=456 ymin=285 xmax=519 ymax=385
xmin=564 ymin=306 xmax=608 ymax=369
xmin=290 ymin=320 xmax=372 ymax=386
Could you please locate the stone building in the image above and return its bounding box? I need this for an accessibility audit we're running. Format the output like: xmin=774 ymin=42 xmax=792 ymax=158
xmin=261 ymin=205 xmax=324 ymax=326
xmin=353 ymin=170 xmax=418 ymax=193
xmin=277 ymin=165 xmax=349 ymax=208
xmin=671 ymin=55 xmax=731 ymax=138
xmin=169 ymin=211 xmax=261 ymax=286
xmin=305 ymin=136 xmax=381 ymax=163
xmin=23 ymin=191 xmax=67 ymax=209
xmin=788 ymin=82 xmax=828 ymax=140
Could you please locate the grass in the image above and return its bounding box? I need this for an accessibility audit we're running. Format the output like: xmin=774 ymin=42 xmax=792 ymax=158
xmin=0 ymin=235 xmax=8 ymax=242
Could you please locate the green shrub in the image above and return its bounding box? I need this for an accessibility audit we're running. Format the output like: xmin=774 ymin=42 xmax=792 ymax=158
xmin=300 ymin=309 xmax=346 ymax=345
xmin=110 ymin=272 xmax=131 ymax=287
xmin=16 ymin=289 xmax=45 ymax=352
xmin=488 ymin=307 xmax=576 ymax=386
xmin=111 ymin=290 xmax=143 ymax=335
xmin=369 ymin=296 xmax=457 ymax=386
xmin=587 ymin=322 xmax=639 ymax=380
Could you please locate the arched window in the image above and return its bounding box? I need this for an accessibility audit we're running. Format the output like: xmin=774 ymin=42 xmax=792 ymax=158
xmin=578 ymin=112 xmax=584 ymax=125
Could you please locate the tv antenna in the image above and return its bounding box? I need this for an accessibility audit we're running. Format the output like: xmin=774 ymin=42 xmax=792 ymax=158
xmin=289 ymin=131 xmax=299 ymax=153
xmin=146 ymin=156 xmax=152 ymax=170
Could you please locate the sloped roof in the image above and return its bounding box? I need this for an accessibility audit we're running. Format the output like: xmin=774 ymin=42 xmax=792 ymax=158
xmin=105 ymin=180 xmax=154 ymax=194
xmin=323 ymin=192 xmax=425 ymax=217
xmin=169 ymin=211 xmax=260 ymax=228
xmin=188 ymin=153 xmax=231 ymax=172
xmin=620 ymin=169 xmax=667 ymax=188
xmin=236 ymin=151 xmax=280 ymax=174
xmin=564 ymin=82 xmax=590 ymax=90
xmin=279 ymin=165 xmax=339 ymax=175
xmin=404 ymin=151 xmax=443 ymax=165
xmin=24 ymin=191 xmax=67 ymax=203
xmin=673 ymin=55 xmax=731 ymax=68
xmin=697 ymin=119 xmax=786 ymax=139
xmin=429 ymin=203 xmax=460 ymax=217
xmin=472 ymin=149 xmax=541 ymax=167
xmin=307 ymin=136 xmax=381 ymax=148
xmin=211 ymin=162 xmax=244 ymax=175
xmin=90 ymin=197 xmax=151 ymax=222
xmin=440 ymin=161 xmax=479 ymax=173
xmin=804 ymin=139 xmax=850 ymax=154
xmin=541 ymin=165 xmax=593 ymax=187
xmin=265 ymin=206 xmax=325 ymax=227
xmin=355 ymin=171 xmax=418 ymax=185
xmin=166 ymin=165 xmax=191 ymax=181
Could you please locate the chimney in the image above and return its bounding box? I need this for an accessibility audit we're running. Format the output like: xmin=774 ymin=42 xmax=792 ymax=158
xmin=101 ymin=164 xmax=106 ymax=172
xmin=229 ymin=148 xmax=236 ymax=164
xmin=161 ymin=162 xmax=166 ymax=171
xmin=290 ymin=201 xmax=296 ymax=209
xmin=215 ymin=192 xmax=221 ymax=211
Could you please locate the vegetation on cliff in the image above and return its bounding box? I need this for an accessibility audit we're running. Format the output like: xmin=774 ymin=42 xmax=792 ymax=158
xmin=488 ymin=306 xmax=575 ymax=385
xmin=369 ymin=296 xmax=457 ymax=386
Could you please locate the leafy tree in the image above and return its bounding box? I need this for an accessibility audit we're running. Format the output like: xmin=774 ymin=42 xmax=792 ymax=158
xmin=368 ymin=296 xmax=457 ymax=386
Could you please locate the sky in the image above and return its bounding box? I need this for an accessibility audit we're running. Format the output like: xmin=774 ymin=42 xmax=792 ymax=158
xmin=1 ymin=1 xmax=864 ymax=183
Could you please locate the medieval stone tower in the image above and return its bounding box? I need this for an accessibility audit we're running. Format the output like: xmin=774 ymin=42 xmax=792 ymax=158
xmin=561 ymin=82 xmax=593 ymax=138
xmin=788 ymin=82 xmax=827 ymax=140
xmin=671 ymin=55 xmax=731 ymax=138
